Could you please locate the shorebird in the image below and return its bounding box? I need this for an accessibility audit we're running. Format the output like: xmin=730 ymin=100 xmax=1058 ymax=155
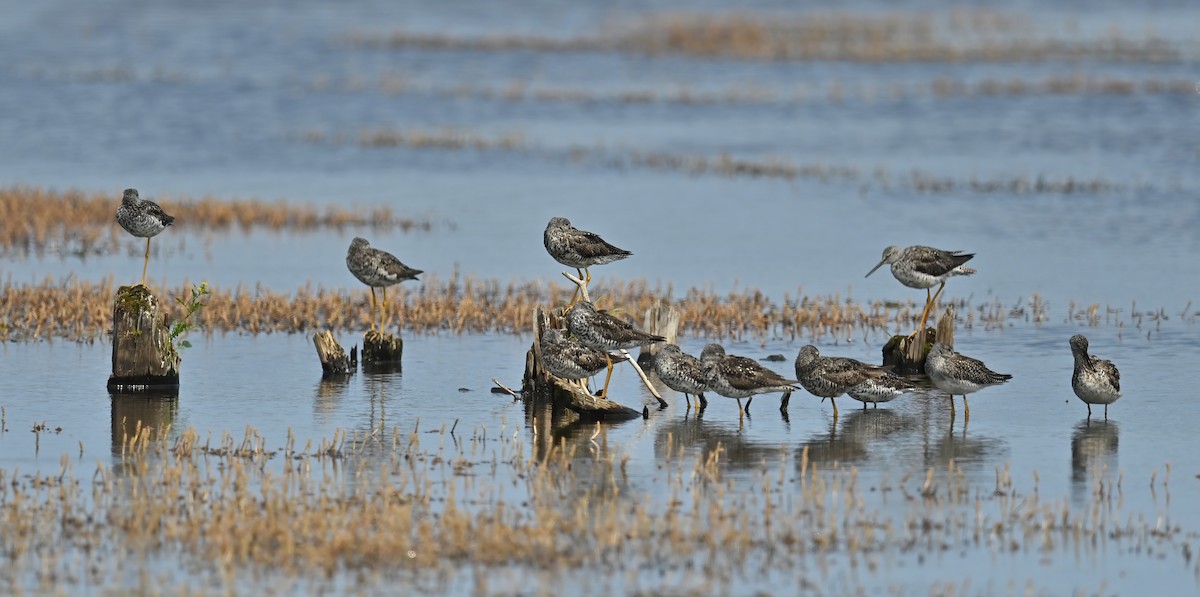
xmin=544 ymin=217 xmax=632 ymax=307
xmin=791 ymin=345 xmax=902 ymax=417
xmin=346 ymin=237 xmax=422 ymax=332
xmin=564 ymin=300 xmax=665 ymax=398
xmin=540 ymin=328 xmax=628 ymax=389
xmin=115 ymin=188 xmax=175 ymax=286
xmin=846 ymin=373 xmax=916 ymax=410
xmin=925 ymin=343 xmax=1011 ymax=417
xmin=652 ymin=344 xmax=709 ymax=409
xmin=699 ymin=344 xmax=798 ymax=415
xmin=865 ymin=245 xmax=975 ymax=333
xmin=1069 ymin=334 xmax=1121 ymax=418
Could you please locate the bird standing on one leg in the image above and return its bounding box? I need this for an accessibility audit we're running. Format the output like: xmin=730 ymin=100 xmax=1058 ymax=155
xmin=543 ymin=217 xmax=632 ymax=308
xmin=1069 ymin=334 xmax=1121 ymax=419
xmin=346 ymin=237 xmax=422 ymax=332
xmin=925 ymin=343 xmax=1011 ymax=418
xmin=115 ymin=188 xmax=175 ymax=287
xmin=865 ymin=245 xmax=975 ymax=334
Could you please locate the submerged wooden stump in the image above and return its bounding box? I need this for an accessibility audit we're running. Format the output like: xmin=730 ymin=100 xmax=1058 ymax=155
xmin=882 ymin=305 xmax=956 ymax=375
xmin=108 ymin=285 xmax=180 ymax=393
xmin=636 ymin=302 xmax=680 ymax=369
xmin=363 ymin=330 xmax=403 ymax=368
xmin=522 ymin=306 xmax=641 ymax=422
xmin=314 ymin=330 xmax=356 ymax=376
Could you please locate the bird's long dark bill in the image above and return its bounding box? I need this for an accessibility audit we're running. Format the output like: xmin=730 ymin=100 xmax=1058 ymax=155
xmin=865 ymin=259 xmax=887 ymax=278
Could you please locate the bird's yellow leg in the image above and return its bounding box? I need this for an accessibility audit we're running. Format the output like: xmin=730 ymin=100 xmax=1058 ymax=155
xmin=381 ymin=286 xmax=388 ymax=331
xmin=949 ymin=395 xmax=956 ymax=417
xmin=141 ymin=238 xmax=151 ymax=286
xmin=963 ymin=395 xmax=970 ymax=419
xmin=369 ymin=288 xmax=378 ymax=332
xmin=598 ymin=353 xmax=614 ymax=399
xmin=831 ymin=398 xmax=839 ymax=420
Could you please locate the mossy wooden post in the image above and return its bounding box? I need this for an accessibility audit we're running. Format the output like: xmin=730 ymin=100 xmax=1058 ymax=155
xmin=522 ymin=306 xmax=641 ymax=421
xmin=314 ymin=330 xmax=355 ymax=375
xmin=108 ymin=285 xmax=180 ymax=392
xmin=363 ymin=330 xmax=403 ymax=368
xmin=882 ymin=305 xmax=956 ymax=374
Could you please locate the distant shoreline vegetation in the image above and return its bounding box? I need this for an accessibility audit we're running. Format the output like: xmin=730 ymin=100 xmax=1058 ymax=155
xmin=0 ymin=187 xmax=435 ymax=258
xmin=0 ymin=275 xmax=1181 ymax=343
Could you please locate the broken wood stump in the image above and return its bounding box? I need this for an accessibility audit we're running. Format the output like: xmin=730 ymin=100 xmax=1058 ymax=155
xmin=522 ymin=306 xmax=641 ymax=422
xmin=108 ymin=285 xmax=180 ymax=393
xmin=362 ymin=329 xmax=402 ymax=371
xmin=313 ymin=330 xmax=356 ymax=376
xmin=882 ymin=305 xmax=956 ymax=375
xmin=636 ymin=301 xmax=680 ymax=369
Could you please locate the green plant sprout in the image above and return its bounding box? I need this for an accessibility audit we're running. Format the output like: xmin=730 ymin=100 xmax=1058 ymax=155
xmin=170 ymin=282 xmax=211 ymax=350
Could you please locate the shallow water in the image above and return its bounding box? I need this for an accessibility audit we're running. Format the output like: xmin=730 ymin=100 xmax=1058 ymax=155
xmin=2 ymin=0 xmax=1200 ymax=593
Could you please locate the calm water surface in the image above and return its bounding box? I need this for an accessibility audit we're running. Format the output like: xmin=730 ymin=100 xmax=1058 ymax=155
xmin=1 ymin=0 xmax=1199 ymax=593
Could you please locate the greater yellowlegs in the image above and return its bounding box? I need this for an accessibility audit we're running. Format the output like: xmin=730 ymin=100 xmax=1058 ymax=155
xmin=652 ymin=343 xmax=709 ymax=409
xmin=115 ymin=188 xmax=175 ymax=286
xmin=346 ymin=237 xmax=422 ymax=331
xmin=865 ymin=245 xmax=975 ymax=332
xmin=540 ymin=328 xmax=628 ymax=389
xmin=564 ymin=300 xmax=665 ymax=398
xmin=791 ymin=345 xmax=899 ymax=417
xmin=699 ymin=344 xmax=798 ymax=414
xmin=544 ymin=217 xmax=631 ymax=306
xmin=1069 ymin=334 xmax=1121 ymax=419
xmin=925 ymin=343 xmax=1011 ymax=417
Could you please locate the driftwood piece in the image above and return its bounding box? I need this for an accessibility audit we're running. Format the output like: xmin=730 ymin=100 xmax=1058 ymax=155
xmin=314 ymin=330 xmax=355 ymax=376
xmin=363 ymin=330 xmax=402 ymax=369
xmin=882 ymin=305 xmax=956 ymax=374
xmin=108 ymin=285 xmax=180 ymax=393
xmin=522 ymin=306 xmax=641 ymax=421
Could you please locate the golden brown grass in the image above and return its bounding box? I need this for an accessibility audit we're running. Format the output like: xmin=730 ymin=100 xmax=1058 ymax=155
xmin=1 ymin=420 xmax=1196 ymax=594
xmin=0 ymin=275 xmax=1183 ymax=343
xmin=0 ymin=186 xmax=433 ymax=257
xmin=340 ymin=11 xmax=1184 ymax=64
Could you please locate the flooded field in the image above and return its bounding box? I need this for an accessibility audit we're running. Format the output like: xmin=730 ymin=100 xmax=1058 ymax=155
xmin=1 ymin=0 xmax=1199 ymax=594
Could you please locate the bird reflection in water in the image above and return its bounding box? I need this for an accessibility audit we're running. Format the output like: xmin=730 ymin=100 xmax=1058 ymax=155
xmin=1070 ymin=418 xmax=1119 ymax=492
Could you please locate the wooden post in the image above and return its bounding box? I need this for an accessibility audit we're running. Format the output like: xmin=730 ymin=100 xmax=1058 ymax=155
xmin=363 ymin=330 xmax=402 ymax=370
xmin=637 ymin=301 xmax=680 ymax=368
xmin=881 ymin=305 xmax=956 ymax=374
xmin=522 ymin=306 xmax=642 ymax=421
xmin=108 ymin=285 xmax=180 ymax=393
xmin=314 ymin=330 xmax=355 ymax=375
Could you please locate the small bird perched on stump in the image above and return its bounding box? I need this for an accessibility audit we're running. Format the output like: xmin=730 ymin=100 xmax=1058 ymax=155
xmin=543 ymin=217 xmax=632 ymax=308
xmin=116 ymin=188 xmax=175 ymax=287
xmin=346 ymin=237 xmax=423 ymax=332
xmin=866 ymin=245 xmax=975 ymax=335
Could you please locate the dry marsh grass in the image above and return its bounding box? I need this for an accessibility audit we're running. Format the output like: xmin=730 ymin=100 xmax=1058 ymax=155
xmin=341 ymin=11 xmax=1186 ymax=64
xmin=0 ymin=186 xmax=434 ymax=257
xmin=0 ymin=275 xmax=1188 ymax=344
xmin=1 ymin=422 xmax=1197 ymax=594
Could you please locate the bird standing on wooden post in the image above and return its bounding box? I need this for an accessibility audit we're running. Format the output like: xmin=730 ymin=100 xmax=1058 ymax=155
xmin=865 ymin=245 xmax=975 ymax=335
xmin=115 ymin=188 xmax=174 ymax=287
xmin=346 ymin=237 xmax=423 ymax=332
xmin=564 ymin=300 xmax=664 ymax=399
xmin=543 ymin=217 xmax=632 ymax=308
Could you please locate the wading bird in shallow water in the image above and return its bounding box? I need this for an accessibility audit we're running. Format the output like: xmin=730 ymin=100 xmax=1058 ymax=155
xmin=653 ymin=344 xmax=709 ymax=410
xmin=790 ymin=345 xmax=911 ymax=417
xmin=564 ymin=300 xmax=664 ymax=399
xmin=539 ymin=328 xmax=628 ymax=391
xmin=1069 ymin=334 xmax=1121 ymax=419
xmin=346 ymin=237 xmax=422 ymax=332
xmin=699 ymin=344 xmax=798 ymax=416
xmin=543 ymin=217 xmax=631 ymax=307
xmin=924 ymin=343 xmax=1011 ymax=418
xmin=866 ymin=245 xmax=975 ymax=333
xmin=115 ymin=188 xmax=174 ymax=286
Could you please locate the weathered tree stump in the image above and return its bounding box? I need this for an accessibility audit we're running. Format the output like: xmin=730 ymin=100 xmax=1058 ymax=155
xmin=522 ymin=306 xmax=642 ymax=421
xmin=108 ymin=285 xmax=180 ymax=393
xmin=882 ymin=305 xmax=956 ymax=374
xmin=636 ymin=301 xmax=680 ymax=368
xmin=362 ymin=330 xmax=403 ymax=370
xmin=314 ymin=330 xmax=355 ymax=376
